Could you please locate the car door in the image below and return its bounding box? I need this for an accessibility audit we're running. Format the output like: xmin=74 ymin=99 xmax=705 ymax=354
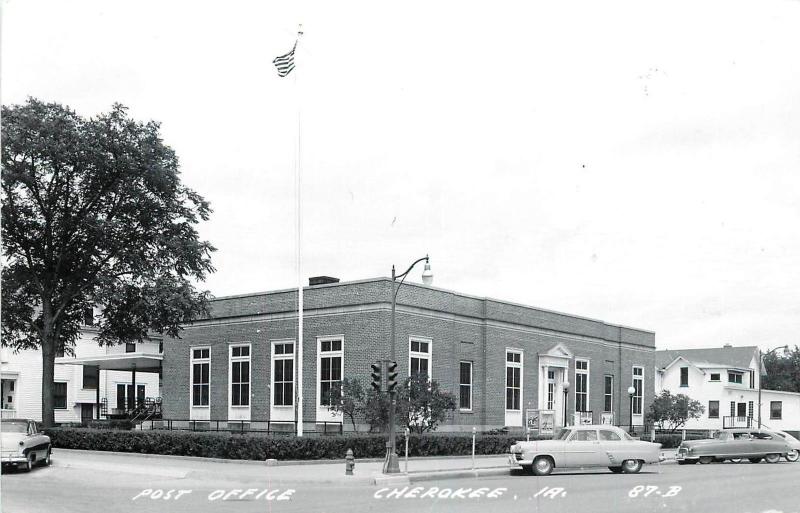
xmin=563 ymin=429 xmax=605 ymax=467
xmin=751 ymin=432 xmax=786 ymax=455
xmin=598 ymin=428 xmax=627 ymax=467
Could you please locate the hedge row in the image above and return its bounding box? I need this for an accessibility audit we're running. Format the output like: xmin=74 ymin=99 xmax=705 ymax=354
xmin=44 ymin=428 xmax=549 ymax=460
xmin=653 ymin=433 xmax=710 ymax=448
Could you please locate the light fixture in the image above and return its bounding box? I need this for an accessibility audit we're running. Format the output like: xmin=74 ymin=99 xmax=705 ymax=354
xmin=627 ymin=386 xmax=636 ymax=396
xmin=421 ymin=259 xmax=433 ymax=285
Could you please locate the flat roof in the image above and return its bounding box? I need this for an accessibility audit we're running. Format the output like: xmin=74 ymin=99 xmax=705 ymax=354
xmin=56 ymin=353 xmax=162 ymax=372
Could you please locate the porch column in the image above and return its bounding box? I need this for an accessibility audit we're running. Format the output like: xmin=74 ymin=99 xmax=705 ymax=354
xmin=131 ymin=365 xmax=136 ymax=411
xmin=95 ymin=366 xmax=101 ymax=420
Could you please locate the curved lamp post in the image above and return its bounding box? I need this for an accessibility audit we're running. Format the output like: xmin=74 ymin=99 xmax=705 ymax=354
xmin=384 ymin=255 xmax=432 ymax=474
xmin=757 ymin=345 xmax=789 ymax=429
xmin=627 ymin=386 xmax=636 ymax=435
xmin=562 ymin=380 xmax=570 ymax=427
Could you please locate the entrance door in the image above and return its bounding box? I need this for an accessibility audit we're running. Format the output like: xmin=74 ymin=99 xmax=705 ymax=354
xmin=737 ymin=403 xmax=747 ymax=418
xmin=81 ymin=404 xmax=94 ymax=424
xmin=116 ymin=384 xmax=126 ymax=411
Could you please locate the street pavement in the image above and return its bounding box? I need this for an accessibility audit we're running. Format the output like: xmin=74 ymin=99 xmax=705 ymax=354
xmin=2 ymin=449 xmax=799 ymax=513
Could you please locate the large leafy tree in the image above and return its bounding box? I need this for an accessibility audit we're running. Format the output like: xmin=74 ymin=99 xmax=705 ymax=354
xmin=646 ymin=390 xmax=704 ymax=433
xmin=1 ymin=98 xmax=215 ymax=427
xmin=762 ymin=346 xmax=800 ymax=393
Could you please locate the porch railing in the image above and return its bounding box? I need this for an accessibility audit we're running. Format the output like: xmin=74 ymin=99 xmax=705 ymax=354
xmin=723 ymin=416 xmax=753 ymax=429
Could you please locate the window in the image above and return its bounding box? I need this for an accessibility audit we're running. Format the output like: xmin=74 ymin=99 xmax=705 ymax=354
xmin=547 ymin=370 xmax=555 ymax=410
xmin=273 ymin=342 xmax=294 ymax=406
xmin=728 ymin=372 xmax=743 ymax=384
xmin=82 ymin=366 xmax=98 ymax=390
xmin=632 ymin=367 xmax=643 ymax=415
xmin=125 ymin=342 xmax=136 ymax=353
xmin=318 ymin=338 xmax=343 ymax=407
xmin=159 ymin=342 xmax=164 ymax=354
xmin=747 ymin=401 xmax=753 ymax=419
xmin=83 ymin=307 xmax=94 ymax=326
xmin=505 ymin=350 xmax=522 ymax=411
xmin=604 ymin=375 xmax=614 ymax=413
xmin=56 ymin=344 xmax=65 ymax=358
xmin=710 ymin=373 xmax=720 ymax=382
xmin=574 ymin=429 xmax=598 ymax=441
xmin=749 ymin=370 xmax=755 ymax=389
xmin=409 ymin=338 xmax=431 ymax=378
xmin=599 ymin=429 xmax=621 ymax=441
xmin=459 ymin=361 xmax=472 ymax=411
xmin=191 ymin=347 xmax=210 ymax=406
xmin=680 ymin=367 xmax=689 ymax=387
xmin=770 ymin=401 xmax=782 ymax=420
xmin=730 ymin=401 xmax=735 ymax=417
xmin=708 ymin=400 xmax=719 ymax=418
xmin=53 ymin=382 xmax=67 ymax=409
xmin=230 ymin=344 xmax=250 ymax=407
xmin=575 ymin=360 xmax=589 ymax=412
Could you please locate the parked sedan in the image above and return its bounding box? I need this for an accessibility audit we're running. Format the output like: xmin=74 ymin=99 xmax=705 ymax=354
xmin=772 ymin=430 xmax=800 ymax=462
xmin=1 ymin=419 xmax=51 ymax=472
xmin=509 ymin=425 xmax=663 ymax=476
xmin=676 ymin=428 xmax=790 ymax=464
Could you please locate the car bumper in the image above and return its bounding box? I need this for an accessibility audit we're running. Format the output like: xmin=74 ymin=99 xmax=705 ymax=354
xmin=1 ymin=455 xmax=27 ymax=464
xmin=508 ymin=454 xmax=533 ymax=466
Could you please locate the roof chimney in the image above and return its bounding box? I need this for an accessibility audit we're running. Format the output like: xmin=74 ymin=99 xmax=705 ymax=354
xmin=309 ymin=276 xmax=340 ymax=286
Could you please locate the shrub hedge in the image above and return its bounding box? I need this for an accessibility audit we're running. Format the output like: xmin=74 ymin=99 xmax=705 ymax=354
xmin=44 ymin=428 xmax=552 ymax=460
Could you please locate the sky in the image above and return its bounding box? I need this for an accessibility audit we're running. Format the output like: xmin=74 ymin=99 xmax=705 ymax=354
xmin=3 ymin=0 xmax=800 ymax=351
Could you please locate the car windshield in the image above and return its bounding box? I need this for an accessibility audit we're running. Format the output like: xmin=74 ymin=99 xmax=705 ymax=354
xmin=556 ymin=429 xmax=573 ymax=440
xmin=713 ymin=431 xmax=731 ymax=440
xmin=1 ymin=421 xmax=28 ymax=433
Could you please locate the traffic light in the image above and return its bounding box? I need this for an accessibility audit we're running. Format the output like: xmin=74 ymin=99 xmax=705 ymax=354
xmin=386 ymin=361 xmax=398 ymax=393
xmin=371 ymin=361 xmax=384 ymax=392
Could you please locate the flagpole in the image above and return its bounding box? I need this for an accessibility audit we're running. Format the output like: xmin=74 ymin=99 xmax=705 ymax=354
xmin=295 ymin=23 xmax=304 ymax=438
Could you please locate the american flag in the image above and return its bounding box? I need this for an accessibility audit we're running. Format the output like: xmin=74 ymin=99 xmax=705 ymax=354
xmin=273 ymin=42 xmax=297 ymax=77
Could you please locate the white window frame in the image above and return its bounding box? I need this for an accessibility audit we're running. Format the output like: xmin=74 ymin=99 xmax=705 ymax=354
xmin=409 ymin=337 xmax=432 ymax=379
xmin=271 ymin=340 xmax=295 ymax=408
xmin=190 ymin=346 xmax=210 ymax=408
xmin=53 ymin=381 xmax=68 ymax=410
xmin=632 ymin=366 xmax=644 ymax=416
xmin=575 ymin=359 xmax=589 ymax=412
xmin=229 ymin=343 xmax=251 ymax=407
xmin=604 ymin=374 xmax=614 ymax=413
xmin=547 ymin=369 xmax=555 ymax=410
xmin=459 ymin=361 xmax=473 ymax=412
xmin=505 ymin=349 xmax=523 ymax=412
xmin=317 ymin=336 xmax=344 ymax=408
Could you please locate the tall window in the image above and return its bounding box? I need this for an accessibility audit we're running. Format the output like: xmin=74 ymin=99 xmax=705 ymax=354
xmin=191 ymin=347 xmax=210 ymax=407
xmin=708 ymin=400 xmax=719 ymax=418
xmin=409 ymin=338 xmax=431 ymax=378
xmin=273 ymin=342 xmax=294 ymax=406
xmin=632 ymin=366 xmax=643 ymax=415
xmin=505 ymin=350 xmax=522 ymax=411
xmin=604 ymin=375 xmax=614 ymax=413
xmin=82 ymin=366 xmax=98 ymax=390
xmin=575 ymin=360 xmax=589 ymax=412
xmin=53 ymin=382 xmax=67 ymax=409
xmin=748 ymin=401 xmax=754 ymax=419
xmin=459 ymin=361 xmax=472 ymax=411
xmin=770 ymin=401 xmax=782 ymax=419
xmin=680 ymin=367 xmax=689 ymax=387
xmin=749 ymin=370 xmax=755 ymax=389
xmin=318 ymin=338 xmax=343 ymax=407
xmin=730 ymin=401 xmax=736 ymax=417
xmin=82 ymin=307 xmax=94 ymax=326
xmin=547 ymin=370 xmax=555 ymax=410
xmin=230 ymin=345 xmax=250 ymax=407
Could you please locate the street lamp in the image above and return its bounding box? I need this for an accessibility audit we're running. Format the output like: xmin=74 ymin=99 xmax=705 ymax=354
xmin=384 ymin=255 xmax=432 ymax=474
xmin=757 ymin=345 xmax=789 ymax=429
xmin=627 ymin=386 xmax=636 ymax=435
xmin=562 ymin=380 xmax=570 ymax=427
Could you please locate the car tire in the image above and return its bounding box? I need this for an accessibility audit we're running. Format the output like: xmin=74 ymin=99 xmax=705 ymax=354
xmin=764 ymin=453 xmax=781 ymax=464
xmin=42 ymin=447 xmax=51 ymax=466
xmin=621 ymin=459 xmax=643 ymax=474
xmin=748 ymin=457 xmax=762 ymax=464
xmin=23 ymin=454 xmax=33 ymax=473
xmin=785 ymin=450 xmax=799 ymax=462
xmin=533 ymin=456 xmax=554 ymax=476
xmin=699 ymin=456 xmax=714 ymax=465
xmin=608 ymin=466 xmax=623 ymax=473
xmin=728 ymin=458 xmax=743 ymax=463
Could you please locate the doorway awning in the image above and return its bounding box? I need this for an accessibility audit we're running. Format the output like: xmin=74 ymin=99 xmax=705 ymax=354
xmin=56 ymin=353 xmax=162 ymax=372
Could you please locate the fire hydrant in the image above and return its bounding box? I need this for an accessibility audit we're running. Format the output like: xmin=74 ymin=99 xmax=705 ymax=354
xmin=345 ymin=448 xmax=355 ymax=475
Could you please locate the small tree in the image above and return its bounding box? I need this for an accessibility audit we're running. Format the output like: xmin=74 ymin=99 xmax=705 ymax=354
xmin=323 ymin=377 xmax=365 ymax=432
xmin=363 ymin=388 xmax=391 ymax=432
xmin=646 ymin=390 xmax=704 ymax=433
xmin=396 ymin=373 xmax=457 ymax=433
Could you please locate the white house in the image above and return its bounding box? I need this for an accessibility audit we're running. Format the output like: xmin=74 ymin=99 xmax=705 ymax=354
xmin=0 ymin=319 xmax=161 ymax=423
xmin=655 ymin=344 xmax=800 ymax=432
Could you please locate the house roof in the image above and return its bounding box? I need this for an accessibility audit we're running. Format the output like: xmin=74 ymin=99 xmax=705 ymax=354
xmin=656 ymin=346 xmax=758 ymax=371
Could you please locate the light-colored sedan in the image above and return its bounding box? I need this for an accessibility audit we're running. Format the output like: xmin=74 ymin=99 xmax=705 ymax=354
xmin=509 ymin=425 xmax=663 ymax=476
xmin=676 ymin=428 xmax=790 ymax=464
xmin=1 ymin=419 xmax=52 ymax=472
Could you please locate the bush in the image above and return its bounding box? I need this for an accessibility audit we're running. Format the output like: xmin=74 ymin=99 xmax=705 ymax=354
xmin=44 ymin=428 xmax=545 ymax=460
xmin=86 ymin=419 xmax=133 ymax=430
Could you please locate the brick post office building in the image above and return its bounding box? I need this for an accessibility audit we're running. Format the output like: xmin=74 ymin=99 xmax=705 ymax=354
xmin=161 ymin=277 xmax=656 ymax=432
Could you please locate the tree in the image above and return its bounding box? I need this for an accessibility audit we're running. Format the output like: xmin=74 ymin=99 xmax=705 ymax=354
xmin=761 ymin=346 xmax=800 ymax=393
xmin=646 ymin=390 xmax=704 ymax=433
xmin=323 ymin=377 xmax=365 ymax=432
xmin=396 ymin=373 xmax=457 ymax=433
xmin=363 ymin=388 xmax=392 ymax=432
xmin=1 ymin=98 xmax=215 ymax=427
